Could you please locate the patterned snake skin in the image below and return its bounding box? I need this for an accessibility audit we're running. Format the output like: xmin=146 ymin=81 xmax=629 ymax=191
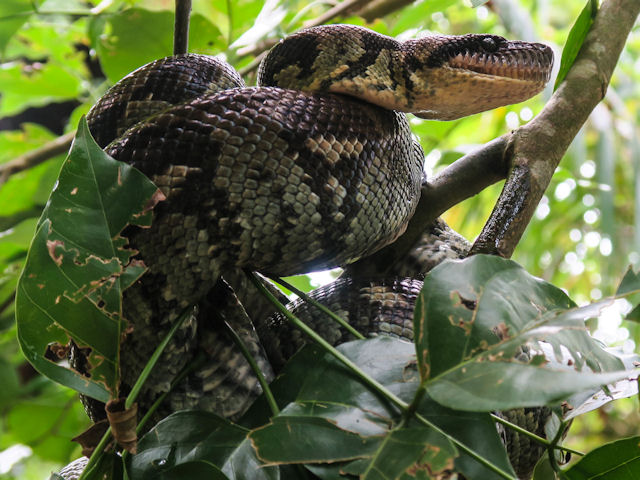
xmin=62 ymin=25 xmax=554 ymax=479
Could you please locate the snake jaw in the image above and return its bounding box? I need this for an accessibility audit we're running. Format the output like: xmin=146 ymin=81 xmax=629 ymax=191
xmin=404 ymin=35 xmax=554 ymax=120
xmin=446 ymin=42 xmax=553 ymax=84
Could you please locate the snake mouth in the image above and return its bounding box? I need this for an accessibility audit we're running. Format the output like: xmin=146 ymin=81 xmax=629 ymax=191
xmin=444 ymin=37 xmax=554 ymax=84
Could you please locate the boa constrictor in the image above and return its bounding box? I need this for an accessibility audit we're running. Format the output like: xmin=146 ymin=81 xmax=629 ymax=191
xmin=61 ymin=24 xmax=553 ymax=479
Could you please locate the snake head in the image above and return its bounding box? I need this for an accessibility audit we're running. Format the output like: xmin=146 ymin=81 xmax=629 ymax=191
xmin=259 ymin=26 xmax=554 ymax=120
xmin=403 ymin=34 xmax=554 ymax=120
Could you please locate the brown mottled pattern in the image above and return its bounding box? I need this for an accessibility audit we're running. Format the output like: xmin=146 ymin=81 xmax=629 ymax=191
xmin=64 ymin=25 xmax=555 ymax=479
xmin=105 ymin=87 xmax=422 ymax=307
xmin=260 ymin=24 xmax=553 ymax=119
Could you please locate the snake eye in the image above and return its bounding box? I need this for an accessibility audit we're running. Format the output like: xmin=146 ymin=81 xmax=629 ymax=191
xmin=481 ymin=36 xmax=500 ymax=52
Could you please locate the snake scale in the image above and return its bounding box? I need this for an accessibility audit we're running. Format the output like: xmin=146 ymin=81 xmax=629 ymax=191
xmin=62 ymin=25 xmax=553 ymax=479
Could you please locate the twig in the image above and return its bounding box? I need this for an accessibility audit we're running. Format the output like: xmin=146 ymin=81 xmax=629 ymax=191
xmin=0 ymin=131 xmax=74 ymax=185
xmin=173 ymin=0 xmax=192 ymax=55
xmin=356 ymin=0 xmax=414 ymax=22
xmin=302 ymin=0 xmax=369 ymax=28
xmin=224 ymin=321 xmax=280 ymax=416
xmin=269 ymin=276 xmax=365 ymax=340
xmin=470 ymin=0 xmax=640 ymax=258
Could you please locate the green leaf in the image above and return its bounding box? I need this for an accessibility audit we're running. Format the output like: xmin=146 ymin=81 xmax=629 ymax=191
xmin=414 ymin=256 xmax=630 ymax=411
xmin=616 ymin=267 xmax=640 ymax=321
xmin=16 ymin=118 xmax=160 ymax=401
xmin=150 ymin=462 xmax=229 ymax=480
xmin=0 ymin=61 xmax=83 ymax=116
xmin=97 ymin=9 xmax=224 ymax=84
xmin=563 ymin=436 xmax=640 ymax=479
xmin=554 ymin=0 xmax=598 ymax=90
xmin=426 ymin=360 xmax=632 ymax=412
xmin=361 ymin=427 xmax=457 ymax=480
xmin=130 ymin=410 xmax=278 ymax=480
xmin=250 ymin=402 xmax=387 ymax=465
xmin=247 ymin=338 xmax=513 ymax=478
xmin=414 ymin=255 xmax=575 ymax=381
xmin=0 ymin=0 xmax=34 ymax=58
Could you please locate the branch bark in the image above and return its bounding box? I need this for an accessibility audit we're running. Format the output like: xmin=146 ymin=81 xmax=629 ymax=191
xmin=356 ymin=0 xmax=415 ymax=22
xmin=173 ymin=0 xmax=192 ymax=55
xmin=0 ymin=131 xmax=74 ymax=186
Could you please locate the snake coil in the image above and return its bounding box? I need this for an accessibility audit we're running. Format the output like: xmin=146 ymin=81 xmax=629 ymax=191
xmin=60 ymin=25 xmax=555 ymax=479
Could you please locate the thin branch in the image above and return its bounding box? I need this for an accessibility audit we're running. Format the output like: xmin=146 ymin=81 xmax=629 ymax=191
xmin=356 ymin=0 xmax=414 ymax=22
xmin=302 ymin=0 xmax=369 ymax=28
xmin=0 ymin=131 xmax=74 ymax=186
xmin=173 ymin=0 xmax=192 ymax=55
xmin=470 ymin=0 xmax=640 ymax=257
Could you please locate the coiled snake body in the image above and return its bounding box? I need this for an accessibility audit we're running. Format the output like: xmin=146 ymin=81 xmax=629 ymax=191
xmin=65 ymin=25 xmax=553 ymax=479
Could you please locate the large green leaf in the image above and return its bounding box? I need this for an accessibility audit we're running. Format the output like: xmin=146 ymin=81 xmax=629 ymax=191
xmin=413 ymin=256 xmax=630 ymax=411
xmin=0 ymin=0 xmax=34 ymax=58
xmin=16 ymin=118 xmax=161 ymax=401
xmin=247 ymin=338 xmax=514 ymax=479
xmin=563 ymin=436 xmax=640 ymax=479
xmin=0 ymin=61 xmax=83 ymax=116
xmin=129 ymin=410 xmax=278 ymax=480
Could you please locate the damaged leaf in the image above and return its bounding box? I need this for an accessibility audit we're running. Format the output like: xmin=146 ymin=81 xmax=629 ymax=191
xmin=16 ymin=117 xmax=162 ymax=401
xmin=414 ymin=255 xmax=632 ymax=413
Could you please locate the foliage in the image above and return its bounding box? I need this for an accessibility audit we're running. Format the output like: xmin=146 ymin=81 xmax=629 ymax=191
xmin=0 ymin=0 xmax=638 ymax=479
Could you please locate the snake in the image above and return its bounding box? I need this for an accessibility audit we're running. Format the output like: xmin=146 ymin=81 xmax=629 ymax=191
xmin=60 ymin=24 xmax=553 ymax=479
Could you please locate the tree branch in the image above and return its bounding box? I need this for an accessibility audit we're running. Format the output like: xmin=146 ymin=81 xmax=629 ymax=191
xmin=236 ymin=0 xmax=409 ymax=73
xmin=347 ymin=0 xmax=639 ymax=275
xmin=470 ymin=0 xmax=640 ymax=257
xmin=173 ymin=0 xmax=192 ymax=55
xmin=0 ymin=131 xmax=74 ymax=186
xmin=356 ymin=0 xmax=414 ymax=22
xmin=302 ymin=0 xmax=369 ymax=28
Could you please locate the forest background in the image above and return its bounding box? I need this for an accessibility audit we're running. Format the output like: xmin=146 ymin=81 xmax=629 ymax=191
xmin=0 ymin=0 xmax=639 ymax=478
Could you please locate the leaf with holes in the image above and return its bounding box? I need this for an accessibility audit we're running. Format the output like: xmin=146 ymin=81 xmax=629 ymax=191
xmin=16 ymin=118 xmax=162 ymax=401
xmin=247 ymin=338 xmax=514 ymax=479
xmin=414 ymin=255 xmax=632 ymax=412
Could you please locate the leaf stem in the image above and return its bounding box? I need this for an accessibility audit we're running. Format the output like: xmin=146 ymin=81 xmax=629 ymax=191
xmin=410 ymin=412 xmax=516 ymax=480
xmin=269 ymin=276 xmax=365 ymax=341
xmin=401 ymin=382 xmax=427 ymax=427
xmin=125 ymin=306 xmax=193 ymax=409
xmin=248 ymin=270 xmax=515 ymax=479
xmin=224 ymin=320 xmax=280 ymax=416
xmin=491 ymin=413 xmax=584 ymax=456
xmin=135 ymin=351 xmax=207 ymax=434
xmin=77 ymin=426 xmax=112 ymax=480
xmin=247 ymin=271 xmax=408 ymax=411
xmin=547 ymin=419 xmax=573 ymax=478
